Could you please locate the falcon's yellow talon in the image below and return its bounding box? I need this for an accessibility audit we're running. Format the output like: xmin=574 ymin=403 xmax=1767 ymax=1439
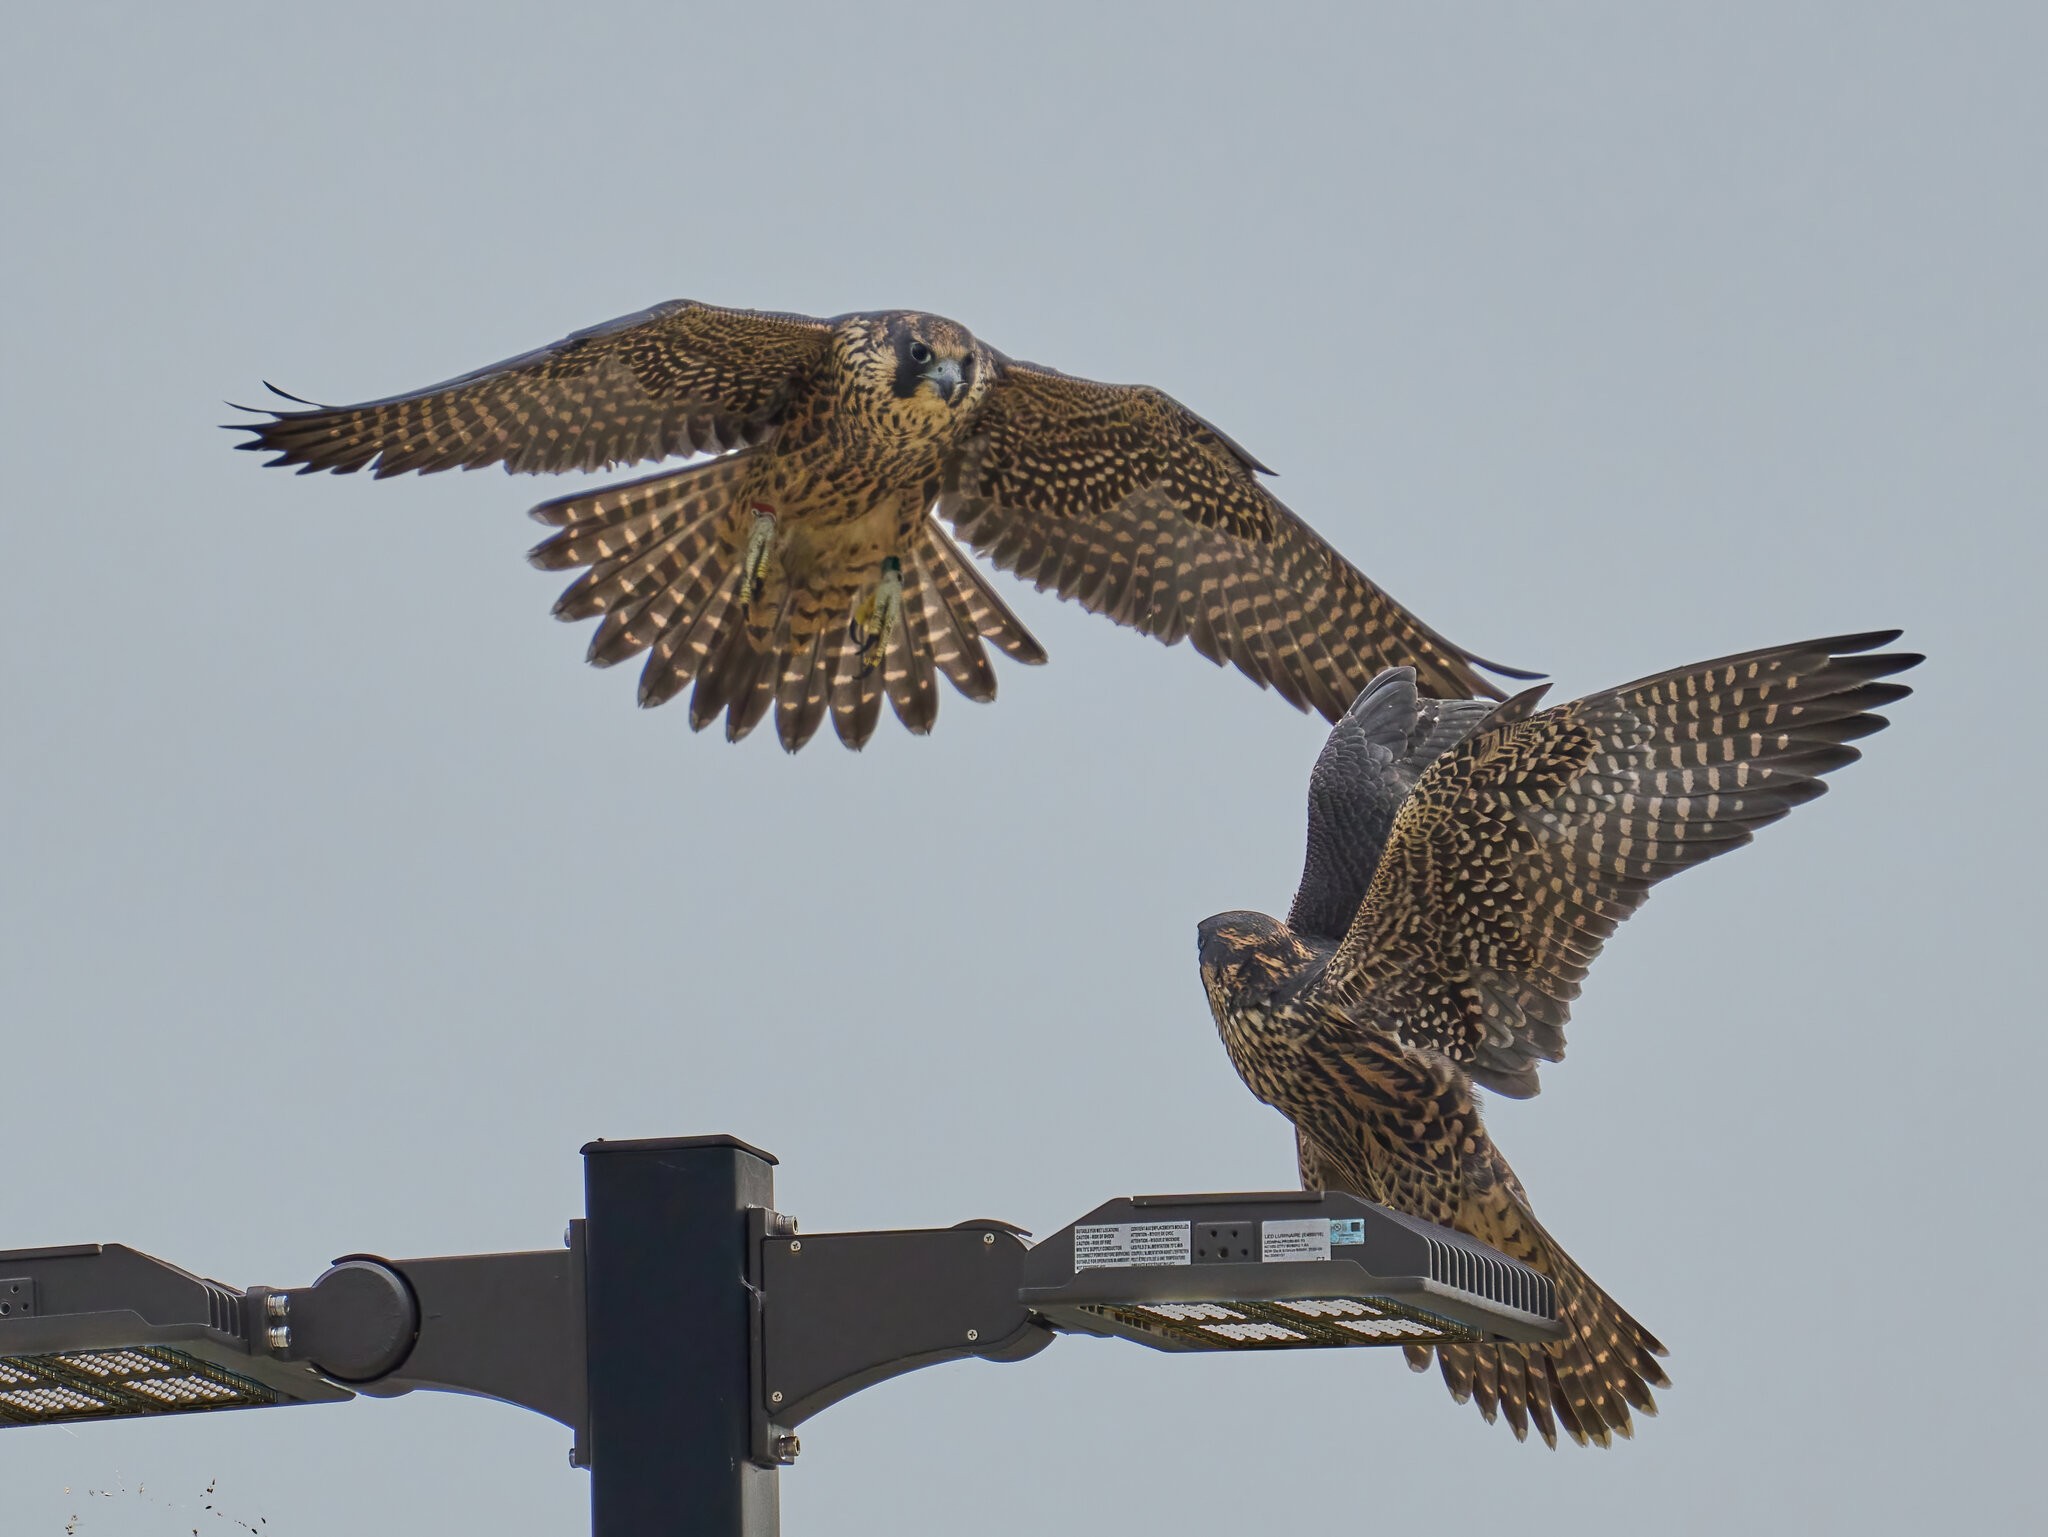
xmin=737 ymin=504 xmax=776 ymax=610
xmin=850 ymin=557 xmax=904 ymax=675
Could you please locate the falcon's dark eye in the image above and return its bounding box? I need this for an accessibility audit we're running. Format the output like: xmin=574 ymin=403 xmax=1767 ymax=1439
xmin=908 ymin=341 xmax=933 ymax=366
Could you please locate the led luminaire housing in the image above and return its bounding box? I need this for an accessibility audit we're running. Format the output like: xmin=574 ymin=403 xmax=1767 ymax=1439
xmin=1018 ymin=1191 xmax=1562 ymax=1351
xmin=0 ymin=1244 xmax=353 ymax=1426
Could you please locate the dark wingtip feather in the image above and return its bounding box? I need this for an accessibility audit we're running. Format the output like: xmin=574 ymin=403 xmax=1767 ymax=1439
xmin=528 ymin=491 xmax=581 ymax=526
xmin=262 ymin=380 xmax=331 ymax=408
xmin=1820 ymin=627 xmax=1906 ymax=653
xmin=1842 ymin=681 xmax=1916 ymax=710
xmin=1778 ymin=743 xmax=1865 ymax=779
xmin=1471 ymin=652 xmax=1548 ymax=683
xmin=1338 ymin=666 xmax=1418 ymax=726
xmin=1485 ymin=682 xmax=1553 ymax=726
xmin=1824 ymin=711 xmax=1896 ymax=745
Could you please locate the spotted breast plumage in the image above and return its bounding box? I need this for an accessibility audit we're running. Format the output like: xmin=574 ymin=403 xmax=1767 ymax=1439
xmin=1197 ymin=632 xmax=1919 ymax=1444
xmin=233 ymin=300 xmax=1533 ymax=750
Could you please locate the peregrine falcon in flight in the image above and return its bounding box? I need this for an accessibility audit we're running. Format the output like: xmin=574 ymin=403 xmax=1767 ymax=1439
xmin=234 ymin=300 xmax=1533 ymax=750
xmin=1197 ymin=631 xmax=1919 ymax=1444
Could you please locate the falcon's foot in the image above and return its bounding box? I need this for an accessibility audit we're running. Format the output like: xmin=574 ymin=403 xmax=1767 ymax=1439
xmin=737 ymin=503 xmax=777 ymax=611
xmin=850 ymin=556 xmax=904 ymax=675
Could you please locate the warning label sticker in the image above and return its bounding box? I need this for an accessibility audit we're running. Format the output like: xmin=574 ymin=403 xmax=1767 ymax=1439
xmin=1260 ymin=1218 xmax=1333 ymax=1264
xmin=1073 ymin=1222 xmax=1193 ymax=1271
xmin=1329 ymin=1218 xmax=1365 ymax=1247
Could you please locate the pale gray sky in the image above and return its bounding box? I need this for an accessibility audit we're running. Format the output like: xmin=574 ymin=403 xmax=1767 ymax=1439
xmin=3 ymin=4 xmax=2041 ymax=1534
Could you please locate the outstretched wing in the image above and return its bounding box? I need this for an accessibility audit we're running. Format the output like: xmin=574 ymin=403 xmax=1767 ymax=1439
xmin=937 ymin=358 xmax=1535 ymax=712
xmin=1287 ymin=667 xmax=1503 ymax=941
xmin=1316 ymin=631 xmax=1921 ymax=1097
xmin=232 ymin=301 xmax=835 ymax=477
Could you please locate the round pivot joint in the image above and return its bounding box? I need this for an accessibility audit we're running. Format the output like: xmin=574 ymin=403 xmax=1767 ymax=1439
xmin=290 ymin=1258 xmax=419 ymax=1383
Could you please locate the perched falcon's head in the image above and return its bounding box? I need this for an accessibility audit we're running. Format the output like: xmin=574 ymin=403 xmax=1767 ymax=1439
xmin=834 ymin=311 xmax=993 ymax=438
xmin=1196 ymin=910 xmax=1316 ymax=1011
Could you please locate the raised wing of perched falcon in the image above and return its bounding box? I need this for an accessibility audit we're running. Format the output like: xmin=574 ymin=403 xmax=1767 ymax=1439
xmin=1283 ymin=666 xmax=1499 ymax=940
xmin=1198 ymin=632 xmax=1919 ymax=1444
xmin=233 ymin=300 xmax=1535 ymax=750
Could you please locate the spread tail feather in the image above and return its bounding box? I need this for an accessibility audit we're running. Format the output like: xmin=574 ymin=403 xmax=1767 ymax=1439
xmin=1298 ymin=1128 xmax=1666 ymax=1448
xmin=1406 ymin=1190 xmax=1668 ymax=1449
xmin=529 ymin=471 xmax=1044 ymax=751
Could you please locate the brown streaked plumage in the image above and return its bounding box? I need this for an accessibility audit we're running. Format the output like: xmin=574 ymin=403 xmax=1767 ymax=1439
xmin=1198 ymin=632 xmax=1920 ymax=1443
xmin=234 ymin=299 xmax=1533 ymax=750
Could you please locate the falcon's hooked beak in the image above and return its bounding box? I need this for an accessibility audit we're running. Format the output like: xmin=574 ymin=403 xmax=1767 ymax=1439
xmin=924 ymin=355 xmax=967 ymax=407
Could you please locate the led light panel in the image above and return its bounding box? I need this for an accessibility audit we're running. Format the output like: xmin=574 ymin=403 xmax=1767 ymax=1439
xmin=1076 ymin=1294 xmax=1480 ymax=1350
xmin=0 ymin=1347 xmax=278 ymax=1425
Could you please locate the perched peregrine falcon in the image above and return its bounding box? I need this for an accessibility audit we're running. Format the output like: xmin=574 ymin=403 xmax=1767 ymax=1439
xmin=234 ymin=300 xmax=1534 ymax=750
xmin=1197 ymin=632 xmax=1919 ymax=1444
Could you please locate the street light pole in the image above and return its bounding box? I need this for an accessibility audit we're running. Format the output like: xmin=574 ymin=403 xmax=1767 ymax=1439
xmin=583 ymin=1135 xmax=780 ymax=1537
xmin=0 ymin=1134 xmax=1564 ymax=1537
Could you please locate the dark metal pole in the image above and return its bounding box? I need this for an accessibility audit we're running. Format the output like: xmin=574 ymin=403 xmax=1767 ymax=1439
xmin=582 ymin=1135 xmax=779 ymax=1537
